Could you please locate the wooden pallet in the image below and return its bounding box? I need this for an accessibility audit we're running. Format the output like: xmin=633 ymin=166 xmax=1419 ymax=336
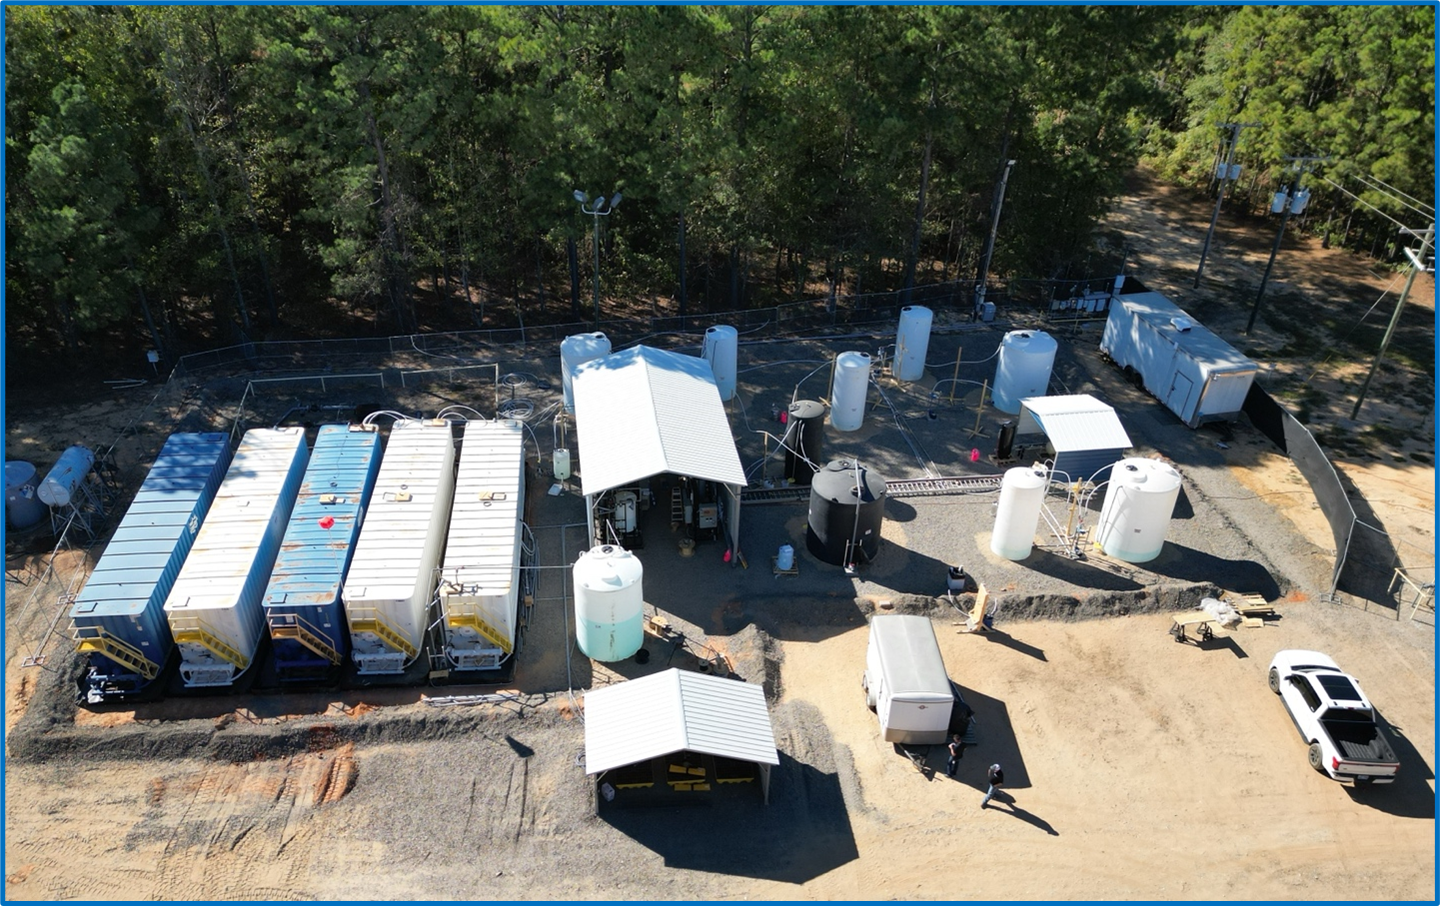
xmin=772 ymin=556 xmax=798 ymax=577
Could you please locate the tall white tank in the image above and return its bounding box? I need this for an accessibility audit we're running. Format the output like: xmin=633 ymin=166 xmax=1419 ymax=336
xmin=829 ymin=351 xmax=872 ymax=432
xmin=992 ymin=330 xmax=1058 ymax=414
xmin=38 ymin=445 xmax=96 ymax=508
xmin=893 ymin=305 xmax=933 ymax=382
xmin=573 ymin=544 xmax=645 ymax=662
xmin=561 ymin=332 xmax=612 ymax=412
xmin=702 ymin=325 xmax=738 ymax=401
xmin=1095 ymin=458 xmax=1182 ymax=563
xmin=991 ymin=466 xmax=1048 ymax=560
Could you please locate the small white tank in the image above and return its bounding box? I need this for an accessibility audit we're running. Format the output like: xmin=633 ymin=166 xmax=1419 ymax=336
xmin=552 ymin=448 xmax=572 ymax=481
xmin=560 ymin=332 xmax=612 ymax=412
xmin=1095 ymin=458 xmax=1182 ymax=563
xmin=991 ymin=467 xmax=1048 ymax=560
xmin=702 ymin=325 xmax=738 ymax=401
xmin=573 ymin=544 xmax=645 ymax=662
xmin=893 ymin=305 xmax=933 ymax=382
xmin=829 ymin=352 xmax=872 ymax=432
xmin=38 ymin=445 xmax=96 ymax=508
xmin=992 ymin=330 xmax=1058 ymax=414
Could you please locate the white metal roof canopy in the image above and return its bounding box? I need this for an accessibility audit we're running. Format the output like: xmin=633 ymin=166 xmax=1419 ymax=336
xmin=1017 ymin=394 xmax=1133 ymax=452
xmin=584 ymin=668 xmax=778 ymax=806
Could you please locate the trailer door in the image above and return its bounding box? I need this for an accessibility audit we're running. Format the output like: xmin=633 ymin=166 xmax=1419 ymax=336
xmin=1166 ymin=371 xmax=1195 ymax=422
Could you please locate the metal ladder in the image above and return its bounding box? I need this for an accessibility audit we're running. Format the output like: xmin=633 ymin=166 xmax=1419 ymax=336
xmin=348 ymin=608 xmax=418 ymax=660
xmin=169 ymin=615 xmax=250 ymax=670
xmin=444 ymin=609 xmax=513 ymax=654
xmin=71 ymin=624 xmax=160 ymax=680
xmin=267 ymin=612 xmax=342 ymax=665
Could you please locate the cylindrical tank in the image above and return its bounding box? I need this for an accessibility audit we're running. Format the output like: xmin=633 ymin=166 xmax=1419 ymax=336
xmin=5 ymin=462 xmax=48 ymax=529
xmin=991 ymin=467 xmax=1048 ymax=560
xmin=992 ymin=330 xmax=1058 ymax=414
xmin=806 ymin=460 xmax=887 ymax=566
xmin=829 ymin=352 xmax=871 ymax=431
xmin=1095 ymin=458 xmax=1183 ymax=563
xmin=995 ymin=420 xmax=1017 ymax=460
xmin=776 ymin=544 xmax=795 ymax=571
xmin=702 ymin=325 xmax=738 ymax=401
xmin=573 ymin=544 xmax=645 ymax=662
xmin=553 ymin=448 xmax=572 ymax=480
xmin=38 ymin=445 xmax=95 ymax=508
xmin=561 ymin=332 xmax=612 ymax=412
xmin=893 ymin=306 xmax=933 ymax=382
xmin=782 ymin=400 xmax=826 ymax=485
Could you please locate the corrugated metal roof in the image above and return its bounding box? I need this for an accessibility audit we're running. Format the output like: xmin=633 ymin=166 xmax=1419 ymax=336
xmin=1019 ymin=394 xmax=1133 ymax=453
xmin=572 ymin=345 xmax=745 ymax=496
xmin=584 ymin=668 xmax=779 ymax=775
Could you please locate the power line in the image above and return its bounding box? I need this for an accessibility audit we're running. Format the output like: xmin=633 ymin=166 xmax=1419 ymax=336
xmin=1318 ymin=175 xmax=1410 ymax=231
xmin=1353 ymin=173 xmax=1435 ymax=220
xmin=1356 ymin=173 xmax=1435 ymax=216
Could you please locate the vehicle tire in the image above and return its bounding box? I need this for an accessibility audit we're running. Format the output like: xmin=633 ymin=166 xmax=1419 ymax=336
xmin=1308 ymin=741 xmax=1325 ymax=773
xmin=1268 ymin=668 xmax=1281 ymax=694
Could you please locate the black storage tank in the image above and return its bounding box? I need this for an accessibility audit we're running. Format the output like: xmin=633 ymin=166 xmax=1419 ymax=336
xmin=783 ymin=400 xmax=827 ymax=485
xmin=806 ymin=459 xmax=887 ymax=566
xmin=995 ymin=419 xmax=1017 ymax=460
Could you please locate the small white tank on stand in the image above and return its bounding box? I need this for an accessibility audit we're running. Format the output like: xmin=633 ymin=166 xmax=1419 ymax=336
xmin=991 ymin=466 xmax=1048 ymax=560
xmin=893 ymin=306 xmax=933 ymax=382
xmin=829 ymin=352 xmax=872 ymax=432
xmin=38 ymin=445 xmax=96 ymax=508
xmin=1094 ymin=458 xmax=1182 ymax=563
xmin=702 ymin=325 xmax=738 ymax=401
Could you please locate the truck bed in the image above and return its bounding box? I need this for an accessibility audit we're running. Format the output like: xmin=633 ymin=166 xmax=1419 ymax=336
xmin=1323 ymin=718 xmax=1398 ymax=764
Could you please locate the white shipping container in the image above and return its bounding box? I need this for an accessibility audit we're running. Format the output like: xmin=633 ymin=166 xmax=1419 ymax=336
xmin=1100 ymin=291 xmax=1258 ymax=428
xmin=862 ymin=614 xmax=954 ymax=745
xmin=438 ymin=420 xmax=527 ymax=670
xmin=343 ymin=419 xmax=457 ymax=673
xmin=164 ymin=427 xmax=309 ymax=688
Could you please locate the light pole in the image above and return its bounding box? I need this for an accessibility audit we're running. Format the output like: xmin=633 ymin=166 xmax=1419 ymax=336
xmin=975 ymin=159 xmax=1017 ymax=320
xmin=1194 ymin=121 xmax=1259 ymax=288
xmin=1245 ymin=156 xmax=1328 ymax=335
xmin=574 ymin=189 xmax=621 ymax=327
xmin=1351 ymin=224 xmax=1434 ymax=419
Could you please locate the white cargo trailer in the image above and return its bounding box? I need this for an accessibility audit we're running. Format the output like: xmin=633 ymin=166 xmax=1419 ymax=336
xmin=862 ymin=614 xmax=954 ymax=745
xmin=1101 ymin=291 xmax=1258 ymax=428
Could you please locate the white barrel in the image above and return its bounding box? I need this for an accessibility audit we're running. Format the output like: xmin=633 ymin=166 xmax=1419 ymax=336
xmin=5 ymin=462 xmax=47 ymax=529
xmin=1095 ymin=458 xmax=1182 ymax=563
xmin=552 ymin=447 xmax=572 ymax=480
xmin=829 ymin=352 xmax=872 ymax=432
xmin=38 ymin=445 xmax=95 ymax=508
xmin=992 ymin=330 xmax=1057 ymax=414
xmin=573 ymin=544 xmax=645 ymax=662
xmin=894 ymin=305 xmax=933 ymax=382
xmin=991 ymin=467 xmax=1048 ymax=560
xmin=702 ymin=325 xmax=738 ymax=401
xmin=561 ymin=332 xmax=612 ymax=412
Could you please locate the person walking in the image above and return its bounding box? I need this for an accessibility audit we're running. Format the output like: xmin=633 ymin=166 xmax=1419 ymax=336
xmin=946 ymin=733 xmax=964 ymax=777
xmin=981 ymin=763 xmax=1004 ymax=808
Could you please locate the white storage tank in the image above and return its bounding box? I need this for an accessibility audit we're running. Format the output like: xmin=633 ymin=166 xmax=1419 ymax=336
xmin=991 ymin=466 xmax=1048 ymax=560
xmin=573 ymin=544 xmax=644 ymax=662
xmin=992 ymin=330 xmax=1058 ymax=414
xmin=829 ymin=351 xmax=872 ymax=432
xmin=38 ymin=444 xmax=96 ymax=508
xmin=561 ymin=332 xmax=612 ymax=412
xmin=893 ymin=305 xmax=933 ymax=382
xmin=702 ymin=325 xmax=738 ymax=401
xmin=1094 ymin=458 xmax=1182 ymax=563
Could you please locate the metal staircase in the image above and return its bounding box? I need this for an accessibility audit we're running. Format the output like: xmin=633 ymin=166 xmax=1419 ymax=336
xmin=349 ymin=608 xmax=418 ymax=660
xmin=267 ymin=612 xmax=342 ymax=665
xmin=169 ymin=615 xmax=250 ymax=670
xmin=71 ymin=624 xmax=160 ymax=680
xmin=445 ymin=610 xmax=513 ymax=654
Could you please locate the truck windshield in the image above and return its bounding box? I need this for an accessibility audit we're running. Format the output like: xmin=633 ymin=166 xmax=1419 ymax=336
xmin=1323 ymin=707 xmax=1375 ymax=722
xmin=1316 ymin=674 xmax=1363 ymax=702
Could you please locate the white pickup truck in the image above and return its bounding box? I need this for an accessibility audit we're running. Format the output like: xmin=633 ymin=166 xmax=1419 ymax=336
xmin=1267 ymin=649 xmax=1399 ymax=785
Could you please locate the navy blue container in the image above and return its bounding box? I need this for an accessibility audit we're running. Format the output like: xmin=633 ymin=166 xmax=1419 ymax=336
xmin=263 ymin=425 xmax=382 ymax=681
xmin=69 ymin=433 xmax=232 ymax=701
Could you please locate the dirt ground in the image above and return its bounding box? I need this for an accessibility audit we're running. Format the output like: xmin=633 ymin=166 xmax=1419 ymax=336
xmin=4 ymin=168 xmax=1434 ymax=901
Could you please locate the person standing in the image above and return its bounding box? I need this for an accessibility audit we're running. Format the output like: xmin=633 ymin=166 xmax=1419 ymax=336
xmin=946 ymin=733 xmax=964 ymax=777
xmin=981 ymin=763 xmax=1004 ymax=808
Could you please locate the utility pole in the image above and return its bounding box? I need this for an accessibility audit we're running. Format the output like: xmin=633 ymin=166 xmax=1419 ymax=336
xmin=975 ymin=158 xmax=1017 ymax=318
xmin=1194 ymin=122 xmax=1259 ymax=287
xmin=1245 ymin=155 xmax=1330 ymax=335
xmin=1350 ymin=223 xmax=1435 ymax=419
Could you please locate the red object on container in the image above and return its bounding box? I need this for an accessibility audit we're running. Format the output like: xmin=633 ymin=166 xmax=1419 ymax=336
xmin=970 ymin=448 xmax=981 ymax=463
xmin=319 ymin=515 xmax=335 ymax=529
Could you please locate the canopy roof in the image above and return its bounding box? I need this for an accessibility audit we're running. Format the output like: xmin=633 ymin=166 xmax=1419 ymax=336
xmin=1018 ymin=394 xmax=1133 ymax=452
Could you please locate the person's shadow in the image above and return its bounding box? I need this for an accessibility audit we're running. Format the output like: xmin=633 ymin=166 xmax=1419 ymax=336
xmin=982 ymin=790 xmax=1059 ymax=836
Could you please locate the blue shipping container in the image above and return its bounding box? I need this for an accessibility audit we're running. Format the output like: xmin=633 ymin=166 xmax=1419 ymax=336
xmin=264 ymin=424 xmax=382 ymax=681
xmin=163 ymin=427 xmax=309 ymax=688
xmin=69 ymin=433 xmax=232 ymax=701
